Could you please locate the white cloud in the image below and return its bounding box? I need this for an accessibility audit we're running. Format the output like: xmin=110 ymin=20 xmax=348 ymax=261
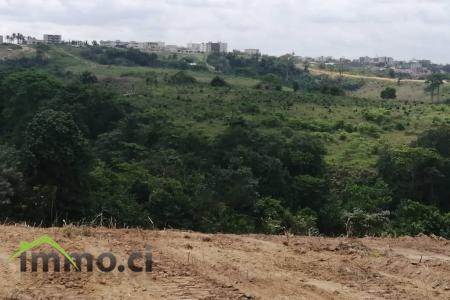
xmin=0 ymin=0 xmax=449 ymax=63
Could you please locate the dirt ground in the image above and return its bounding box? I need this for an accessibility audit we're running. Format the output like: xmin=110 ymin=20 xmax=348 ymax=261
xmin=0 ymin=46 xmax=35 ymax=61
xmin=1 ymin=225 xmax=450 ymax=299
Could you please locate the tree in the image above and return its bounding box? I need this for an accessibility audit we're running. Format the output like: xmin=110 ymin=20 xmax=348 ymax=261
xmin=380 ymin=87 xmax=396 ymax=99
xmin=0 ymin=144 xmax=23 ymax=219
xmin=24 ymin=109 xmax=90 ymax=222
xmin=79 ymin=71 xmax=98 ymax=85
xmin=417 ymin=126 xmax=450 ymax=158
xmin=389 ymin=68 xmax=396 ymax=79
xmin=304 ymin=61 xmax=310 ymax=73
xmin=425 ymin=73 xmax=445 ymax=103
xmin=378 ymin=146 xmax=448 ymax=209
xmin=342 ymin=208 xmax=390 ymax=237
xmin=254 ymin=197 xmax=286 ymax=234
xmin=394 ymin=200 xmax=450 ymax=237
xmin=51 ymin=80 xmax=125 ymax=138
xmin=0 ymin=70 xmax=61 ymax=138
xmin=292 ymin=81 xmax=300 ymax=92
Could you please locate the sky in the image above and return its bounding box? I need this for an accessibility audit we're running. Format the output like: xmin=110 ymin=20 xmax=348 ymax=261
xmin=0 ymin=0 xmax=449 ymax=63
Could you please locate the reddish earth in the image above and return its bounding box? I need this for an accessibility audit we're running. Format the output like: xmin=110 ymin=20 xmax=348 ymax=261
xmin=1 ymin=225 xmax=450 ymax=299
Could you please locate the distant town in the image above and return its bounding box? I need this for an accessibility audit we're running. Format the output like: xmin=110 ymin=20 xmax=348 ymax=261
xmin=0 ymin=33 xmax=255 ymax=56
xmin=297 ymin=55 xmax=446 ymax=78
xmin=1 ymin=32 xmax=448 ymax=78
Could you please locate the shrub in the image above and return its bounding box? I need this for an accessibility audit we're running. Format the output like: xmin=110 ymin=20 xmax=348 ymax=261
xmin=380 ymin=87 xmax=397 ymax=99
xmin=394 ymin=200 xmax=450 ymax=237
xmin=210 ymin=76 xmax=228 ymax=87
xmin=342 ymin=208 xmax=390 ymax=237
xmin=168 ymin=71 xmax=197 ymax=85
xmin=358 ymin=122 xmax=382 ymax=138
xmin=289 ymin=208 xmax=319 ymax=236
xmin=362 ymin=108 xmax=390 ymax=125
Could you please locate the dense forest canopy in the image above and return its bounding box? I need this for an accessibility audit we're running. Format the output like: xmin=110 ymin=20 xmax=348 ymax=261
xmin=1 ymin=45 xmax=450 ymax=238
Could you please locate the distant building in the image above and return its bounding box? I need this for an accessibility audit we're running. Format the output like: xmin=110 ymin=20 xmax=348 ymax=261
xmin=206 ymin=42 xmax=228 ymax=54
xmin=165 ymin=45 xmax=179 ymax=53
xmin=187 ymin=42 xmax=207 ymax=53
xmin=146 ymin=41 xmax=165 ymax=52
xmin=126 ymin=41 xmax=141 ymax=49
xmin=26 ymin=37 xmax=43 ymax=44
xmin=244 ymin=49 xmax=260 ymax=55
xmin=316 ymin=56 xmax=333 ymax=63
xmin=43 ymin=34 xmax=62 ymax=44
xmin=100 ymin=40 xmax=128 ymax=48
xmin=374 ymin=57 xmax=394 ymax=66
xmin=359 ymin=56 xmax=373 ymax=64
xmin=70 ymin=40 xmax=86 ymax=47
xmin=419 ymin=59 xmax=432 ymax=66
xmin=100 ymin=40 xmax=116 ymax=47
xmin=0 ymin=35 xmax=3 ymax=44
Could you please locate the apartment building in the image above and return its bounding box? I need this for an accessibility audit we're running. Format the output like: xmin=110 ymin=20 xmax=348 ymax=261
xmin=244 ymin=49 xmax=260 ymax=55
xmin=187 ymin=42 xmax=207 ymax=53
xmin=43 ymin=34 xmax=62 ymax=44
xmin=206 ymin=42 xmax=228 ymax=54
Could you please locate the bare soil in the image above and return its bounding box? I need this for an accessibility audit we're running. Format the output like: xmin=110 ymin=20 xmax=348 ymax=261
xmin=1 ymin=225 xmax=450 ymax=299
xmin=0 ymin=46 xmax=35 ymax=60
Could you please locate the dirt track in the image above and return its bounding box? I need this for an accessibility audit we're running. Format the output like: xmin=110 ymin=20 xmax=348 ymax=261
xmin=1 ymin=225 xmax=450 ymax=299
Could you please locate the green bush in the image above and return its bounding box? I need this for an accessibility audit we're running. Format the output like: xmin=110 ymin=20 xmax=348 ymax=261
xmin=362 ymin=108 xmax=390 ymax=125
xmin=380 ymin=87 xmax=397 ymax=99
xmin=210 ymin=76 xmax=228 ymax=87
xmin=358 ymin=122 xmax=382 ymax=138
xmin=168 ymin=71 xmax=197 ymax=85
xmin=394 ymin=200 xmax=450 ymax=237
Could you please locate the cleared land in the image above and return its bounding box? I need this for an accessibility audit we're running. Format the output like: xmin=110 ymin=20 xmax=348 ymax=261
xmin=0 ymin=45 xmax=35 ymax=61
xmin=1 ymin=225 xmax=450 ymax=299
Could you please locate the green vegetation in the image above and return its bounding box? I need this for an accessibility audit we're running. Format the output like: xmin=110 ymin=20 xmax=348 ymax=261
xmin=380 ymin=87 xmax=397 ymax=99
xmin=1 ymin=45 xmax=450 ymax=238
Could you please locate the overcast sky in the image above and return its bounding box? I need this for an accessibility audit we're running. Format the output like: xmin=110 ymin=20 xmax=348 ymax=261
xmin=1 ymin=0 xmax=449 ymax=63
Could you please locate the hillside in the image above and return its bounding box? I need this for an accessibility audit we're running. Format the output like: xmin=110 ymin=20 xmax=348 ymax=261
xmin=37 ymin=46 xmax=450 ymax=168
xmin=2 ymin=45 xmax=450 ymax=244
xmin=1 ymin=225 xmax=450 ymax=299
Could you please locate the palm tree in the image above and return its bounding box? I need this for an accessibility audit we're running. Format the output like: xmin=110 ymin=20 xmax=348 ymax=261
xmin=425 ymin=73 xmax=445 ymax=103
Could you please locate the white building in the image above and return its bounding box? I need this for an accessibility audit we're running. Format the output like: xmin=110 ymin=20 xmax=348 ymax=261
xmin=244 ymin=49 xmax=260 ymax=55
xmin=359 ymin=56 xmax=373 ymax=64
xmin=187 ymin=42 xmax=208 ymax=53
xmin=373 ymin=57 xmax=394 ymax=66
xmin=126 ymin=41 xmax=142 ymax=49
xmin=146 ymin=41 xmax=165 ymax=52
xmin=43 ymin=34 xmax=62 ymax=44
xmin=165 ymin=45 xmax=179 ymax=53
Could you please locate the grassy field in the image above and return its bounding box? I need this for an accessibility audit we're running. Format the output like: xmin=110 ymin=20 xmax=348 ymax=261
xmin=309 ymin=66 xmax=450 ymax=103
